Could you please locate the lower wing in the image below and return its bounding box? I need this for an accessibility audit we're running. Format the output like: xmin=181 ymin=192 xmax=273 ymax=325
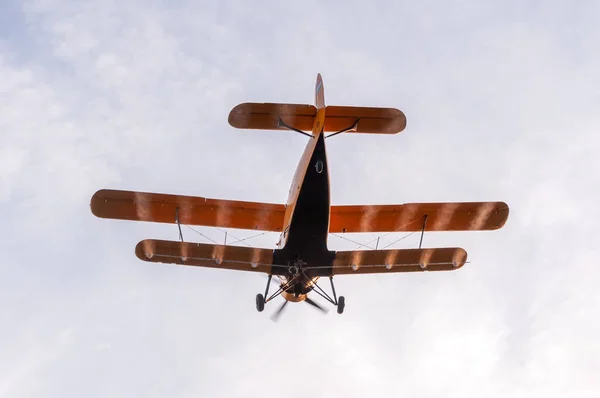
xmin=328 ymin=247 xmax=467 ymax=274
xmin=135 ymin=240 xmax=466 ymax=276
xmin=135 ymin=239 xmax=283 ymax=274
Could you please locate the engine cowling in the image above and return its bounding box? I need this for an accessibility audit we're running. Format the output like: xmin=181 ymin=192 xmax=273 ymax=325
xmin=281 ymin=291 xmax=306 ymax=303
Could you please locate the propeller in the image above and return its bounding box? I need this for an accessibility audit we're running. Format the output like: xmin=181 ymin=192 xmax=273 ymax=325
xmin=304 ymin=297 xmax=329 ymax=314
xmin=270 ymin=296 xmax=328 ymax=322
xmin=270 ymin=300 xmax=289 ymax=322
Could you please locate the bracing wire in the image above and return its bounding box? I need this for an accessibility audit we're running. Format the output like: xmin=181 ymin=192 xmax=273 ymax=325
xmin=330 ymin=216 xmax=424 ymax=251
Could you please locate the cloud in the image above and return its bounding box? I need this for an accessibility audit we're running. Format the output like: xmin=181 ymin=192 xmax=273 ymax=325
xmin=1 ymin=0 xmax=599 ymax=397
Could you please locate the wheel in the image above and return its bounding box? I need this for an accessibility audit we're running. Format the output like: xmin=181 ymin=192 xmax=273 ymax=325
xmin=256 ymin=293 xmax=265 ymax=312
xmin=337 ymin=296 xmax=345 ymax=314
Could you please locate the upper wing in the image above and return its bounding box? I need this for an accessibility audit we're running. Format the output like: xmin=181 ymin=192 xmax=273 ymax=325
xmin=91 ymin=189 xmax=286 ymax=231
xmin=329 ymin=247 xmax=467 ymax=275
xmin=329 ymin=202 xmax=509 ymax=233
xmin=324 ymin=105 xmax=406 ymax=134
xmin=136 ymin=239 xmax=280 ymax=274
xmin=228 ymin=103 xmax=406 ymax=134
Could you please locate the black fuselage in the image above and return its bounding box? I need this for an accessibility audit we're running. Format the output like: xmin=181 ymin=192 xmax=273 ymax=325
xmin=272 ymin=132 xmax=336 ymax=296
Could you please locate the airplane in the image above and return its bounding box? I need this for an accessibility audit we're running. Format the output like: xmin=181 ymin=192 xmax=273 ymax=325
xmin=90 ymin=73 xmax=509 ymax=320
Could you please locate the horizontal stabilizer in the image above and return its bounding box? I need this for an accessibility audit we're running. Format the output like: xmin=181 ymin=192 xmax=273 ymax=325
xmin=135 ymin=239 xmax=279 ymax=274
xmin=323 ymin=106 xmax=406 ymax=134
xmin=329 ymin=202 xmax=509 ymax=233
xmin=228 ymin=103 xmax=406 ymax=134
xmin=228 ymin=103 xmax=317 ymax=131
xmin=330 ymin=247 xmax=467 ymax=275
xmin=90 ymin=189 xmax=286 ymax=231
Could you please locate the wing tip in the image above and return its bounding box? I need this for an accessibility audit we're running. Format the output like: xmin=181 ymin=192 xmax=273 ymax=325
xmin=453 ymin=247 xmax=468 ymax=270
xmin=135 ymin=239 xmax=156 ymax=262
xmin=491 ymin=201 xmax=510 ymax=230
xmin=228 ymin=103 xmax=249 ymax=129
xmin=90 ymin=189 xmax=110 ymax=218
xmin=90 ymin=188 xmax=135 ymax=219
xmin=387 ymin=108 xmax=407 ymax=134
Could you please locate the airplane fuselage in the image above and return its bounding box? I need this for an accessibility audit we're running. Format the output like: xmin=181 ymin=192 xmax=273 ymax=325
xmin=272 ymin=75 xmax=336 ymax=301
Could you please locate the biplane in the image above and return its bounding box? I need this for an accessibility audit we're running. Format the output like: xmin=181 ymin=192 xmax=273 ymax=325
xmin=90 ymin=74 xmax=509 ymax=319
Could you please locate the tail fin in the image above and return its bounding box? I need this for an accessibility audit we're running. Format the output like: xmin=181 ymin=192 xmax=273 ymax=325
xmin=315 ymin=73 xmax=325 ymax=109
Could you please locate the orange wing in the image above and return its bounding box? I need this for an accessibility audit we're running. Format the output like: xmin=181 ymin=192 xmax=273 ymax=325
xmin=135 ymin=239 xmax=280 ymax=274
xmin=136 ymin=240 xmax=466 ymax=275
xmin=90 ymin=189 xmax=286 ymax=231
xmin=329 ymin=202 xmax=509 ymax=233
xmin=329 ymin=247 xmax=467 ymax=275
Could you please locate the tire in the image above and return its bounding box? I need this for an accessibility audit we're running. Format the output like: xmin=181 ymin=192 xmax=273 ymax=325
xmin=337 ymin=296 xmax=345 ymax=314
xmin=256 ymin=293 xmax=265 ymax=312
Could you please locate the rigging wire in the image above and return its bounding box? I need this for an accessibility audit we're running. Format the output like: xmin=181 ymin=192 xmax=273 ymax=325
xmin=330 ymin=216 xmax=424 ymax=251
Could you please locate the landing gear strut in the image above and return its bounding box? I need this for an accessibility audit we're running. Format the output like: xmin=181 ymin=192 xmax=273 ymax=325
xmin=306 ymin=275 xmax=346 ymax=315
xmin=329 ymin=276 xmax=345 ymax=314
xmin=255 ymin=273 xmax=298 ymax=312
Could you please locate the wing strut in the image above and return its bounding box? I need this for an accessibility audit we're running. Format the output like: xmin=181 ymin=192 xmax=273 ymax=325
xmin=264 ymin=274 xmax=272 ymax=299
xmin=329 ymin=277 xmax=339 ymax=304
xmin=175 ymin=207 xmax=184 ymax=242
xmin=325 ymin=118 xmax=360 ymax=139
xmin=418 ymin=214 xmax=428 ymax=249
xmin=277 ymin=116 xmax=313 ymax=138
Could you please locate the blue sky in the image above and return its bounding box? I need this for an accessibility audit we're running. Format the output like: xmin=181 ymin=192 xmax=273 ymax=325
xmin=2 ymin=0 xmax=599 ymax=397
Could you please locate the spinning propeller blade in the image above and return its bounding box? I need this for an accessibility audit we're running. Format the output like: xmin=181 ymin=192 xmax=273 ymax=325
xmin=270 ymin=300 xmax=289 ymax=322
xmin=305 ymin=297 xmax=328 ymax=314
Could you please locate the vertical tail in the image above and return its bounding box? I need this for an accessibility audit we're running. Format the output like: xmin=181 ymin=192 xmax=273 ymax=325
xmin=312 ymin=73 xmax=326 ymax=136
xmin=315 ymin=73 xmax=325 ymax=110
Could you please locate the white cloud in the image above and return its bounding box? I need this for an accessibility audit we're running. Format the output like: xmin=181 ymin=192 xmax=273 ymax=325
xmin=1 ymin=0 xmax=600 ymax=396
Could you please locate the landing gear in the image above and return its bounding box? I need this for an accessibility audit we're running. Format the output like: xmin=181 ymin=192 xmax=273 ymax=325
xmin=304 ymin=276 xmax=346 ymax=315
xmin=337 ymin=296 xmax=345 ymax=314
xmin=256 ymin=274 xmax=273 ymax=312
xmin=255 ymin=273 xmax=293 ymax=312
xmin=256 ymin=293 xmax=265 ymax=312
xmin=329 ymin=277 xmax=345 ymax=315
xmin=255 ymin=268 xmax=347 ymax=316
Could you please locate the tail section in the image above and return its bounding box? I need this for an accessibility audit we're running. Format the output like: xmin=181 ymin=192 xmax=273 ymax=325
xmin=228 ymin=73 xmax=406 ymax=136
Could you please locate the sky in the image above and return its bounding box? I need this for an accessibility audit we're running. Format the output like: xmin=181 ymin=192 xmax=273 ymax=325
xmin=1 ymin=0 xmax=600 ymax=396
